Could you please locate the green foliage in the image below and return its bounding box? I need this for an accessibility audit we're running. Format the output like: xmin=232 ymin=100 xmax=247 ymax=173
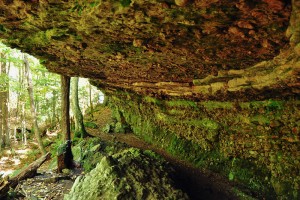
xmin=43 ymin=138 xmax=52 ymax=147
xmin=84 ymin=121 xmax=98 ymax=129
xmin=229 ymin=171 xmax=235 ymax=181
xmin=10 ymin=164 xmax=29 ymax=178
xmin=120 ymin=0 xmax=131 ymax=7
xmin=57 ymin=142 xmax=68 ymax=156
xmin=50 ymin=139 xmax=64 ymax=157
xmin=27 ymin=149 xmax=40 ymax=160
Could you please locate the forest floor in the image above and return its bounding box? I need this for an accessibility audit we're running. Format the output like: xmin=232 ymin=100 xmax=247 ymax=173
xmin=0 ymin=141 xmax=41 ymax=177
xmin=0 ymin=105 xmax=251 ymax=200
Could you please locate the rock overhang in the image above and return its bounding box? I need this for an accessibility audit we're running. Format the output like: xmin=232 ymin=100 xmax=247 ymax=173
xmin=0 ymin=0 xmax=299 ymax=100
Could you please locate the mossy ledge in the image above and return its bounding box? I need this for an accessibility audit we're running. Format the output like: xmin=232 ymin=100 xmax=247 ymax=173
xmin=103 ymin=90 xmax=300 ymax=199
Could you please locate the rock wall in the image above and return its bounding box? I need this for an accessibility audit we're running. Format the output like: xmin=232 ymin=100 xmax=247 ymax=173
xmin=106 ymin=91 xmax=300 ymax=199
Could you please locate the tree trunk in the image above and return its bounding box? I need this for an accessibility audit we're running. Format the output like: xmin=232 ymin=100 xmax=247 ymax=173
xmin=71 ymin=77 xmax=87 ymax=138
xmin=0 ymin=53 xmax=7 ymax=148
xmin=58 ymin=75 xmax=73 ymax=172
xmin=4 ymin=61 xmax=10 ymax=146
xmin=89 ymin=84 xmax=94 ymax=118
xmin=51 ymin=90 xmax=57 ymax=127
xmin=0 ymin=55 xmax=3 ymax=150
xmin=21 ymin=102 xmax=26 ymax=145
xmin=24 ymin=54 xmax=46 ymax=155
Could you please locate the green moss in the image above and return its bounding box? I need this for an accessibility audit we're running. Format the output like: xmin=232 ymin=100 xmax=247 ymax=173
xmin=228 ymin=158 xmax=274 ymax=197
xmin=251 ymin=115 xmax=270 ymax=125
xmin=201 ymin=101 xmax=233 ymax=110
xmin=166 ymin=100 xmax=197 ymax=108
xmin=143 ymin=96 xmax=162 ymax=105
xmin=200 ymin=118 xmax=219 ymax=130
xmin=107 ymin=91 xmax=299 ymax=198
xmin=120 ymin=0 xmax=131 ymax=7
xmin=265 ymin=100 xmax=283 ymax=111
xmin=24 ymin=28 xmax=67 ymax=47
xmin=84 ymin=121 xmax=98 ymax=128
xmin=23 ymin=31 xmax=49 ymax=47
xmin=0 ymin=24 xmax=7 ymax=32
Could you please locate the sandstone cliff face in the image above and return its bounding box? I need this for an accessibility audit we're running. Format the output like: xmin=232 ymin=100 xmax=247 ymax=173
xmin=1 ymin=0 xmax=300 ymax=198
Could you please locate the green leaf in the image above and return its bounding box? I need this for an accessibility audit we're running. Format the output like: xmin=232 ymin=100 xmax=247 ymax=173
xmin=229 ymin=172 xmax=235 ymax=181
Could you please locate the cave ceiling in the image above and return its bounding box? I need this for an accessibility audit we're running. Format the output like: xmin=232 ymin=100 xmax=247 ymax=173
xmin=0 ymin=0 xmax=299 ymax=100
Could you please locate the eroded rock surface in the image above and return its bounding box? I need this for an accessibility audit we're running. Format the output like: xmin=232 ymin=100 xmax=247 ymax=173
xmin=0 ymin=0 xmax=298 ymax=100
xmin=65 ymin=148 xmax=188 ymax=200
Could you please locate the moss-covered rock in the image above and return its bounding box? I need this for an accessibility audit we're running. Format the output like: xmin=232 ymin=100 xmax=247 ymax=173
xmin=107 ymin=91 xmax=300 ymax=199
xmin=65 ymin=148 xmax=188 ymax=200
xmin=72 ymin=137 xmax=130 ymax=172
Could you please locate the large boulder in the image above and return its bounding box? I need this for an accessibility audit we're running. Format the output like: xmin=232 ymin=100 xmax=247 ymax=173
xmin=65 ymin=148 xmax=188 ymax=200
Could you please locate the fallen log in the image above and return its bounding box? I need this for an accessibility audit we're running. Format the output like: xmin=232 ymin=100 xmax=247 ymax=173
xmin=0 ymin=152 xmax=51 ymax=199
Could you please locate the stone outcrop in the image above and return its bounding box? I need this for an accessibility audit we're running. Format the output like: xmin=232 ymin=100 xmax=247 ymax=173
xmin=65 ymin=147 xmax=188 ymax=200
xmin=0 ymin=0 xmax=298 ymax=100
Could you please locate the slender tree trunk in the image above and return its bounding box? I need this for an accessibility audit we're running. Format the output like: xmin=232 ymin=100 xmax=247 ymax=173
xmin=0 ymin=56 xmax=3 ymax=150
xmin=51 ymin=90 xmax=57 ymax=127
xmin=71 ymin=77 xmax=87 ymax=138
xmin=2 ymin=65 xmax=8 ymax=147
xmin=15 ymin=66 xmax=21 ymax=142
xmin=22 ymin=102 xmax=27 ymax=145
xmin=4 ymin=62 xmax=10 ymax=146
xmin=0 ymin=53 xmax=7 ymax=148
xmin=89 ymin=84 xmax=94 ymax=118
xmin=24 ymin=54 xmax=46 ymax=155
xmin=0 ymin=91 xmax=2 ymax=150
xmin=58 ymin=75 xmax=73 ymax=172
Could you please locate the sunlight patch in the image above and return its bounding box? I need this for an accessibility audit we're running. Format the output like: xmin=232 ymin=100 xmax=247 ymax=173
xmin=0 ymin=169 xmax=14 ymax=177
xmin=15 ymin=149 xmax=30 ymax=155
